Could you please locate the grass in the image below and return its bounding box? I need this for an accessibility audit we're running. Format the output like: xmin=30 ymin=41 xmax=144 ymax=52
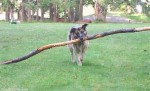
xmin=0 ymin=22 xmax=150 ymax=91
xmin=126 ymin=14 xmax=150 ymax=23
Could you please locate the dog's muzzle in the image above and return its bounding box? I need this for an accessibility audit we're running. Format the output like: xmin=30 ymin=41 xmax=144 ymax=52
xmin=79 ymin=34 xmax=84 ymax=41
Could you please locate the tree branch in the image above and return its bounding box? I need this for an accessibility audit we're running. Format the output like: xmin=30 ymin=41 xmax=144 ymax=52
xmin=0 ymin=27 xmax=150 ymax=65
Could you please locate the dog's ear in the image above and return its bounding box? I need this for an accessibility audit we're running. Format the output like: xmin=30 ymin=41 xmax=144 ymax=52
xmin=69 ymin=28 xmax=76 ymax=40
xmin=82 ymin=24 xmax=88 ymax=30
xmin=70 ymin=28 xmax=76 ymax=33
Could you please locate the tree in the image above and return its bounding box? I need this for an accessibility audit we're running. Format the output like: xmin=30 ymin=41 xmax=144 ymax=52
xmin=50 ymin=0 xmax=58 ymax=22
xmin=109 ymin=0 xmax=149 ymax=15
xmin=1 ymin=0 xmax=15 ymax=21
xmin=141 ymin=0 xmax=150 ymax=16
xmin=79 ymin=0 xmax=83 ymax=20
xmin=9 ymin=0 xmax=15 ymax=20
xmin=39 ymin=0 xmax=49 ymax=21
xmin=21 ymin=0 xmax=27 ymax=21
xmin=26 ymin=0 xmax=32 ymax=22
xmin=63 ymin=0 xmax=76 ymax=22
xmin=24 ymin=0 xmax=36 ymax=22
xmin=0 ymin=0 xmax=97 ymax=22
xmin=49 ymin=3 xmax=53 ymax=21
xmin=93 ymin=0 xmax=108 ymax=22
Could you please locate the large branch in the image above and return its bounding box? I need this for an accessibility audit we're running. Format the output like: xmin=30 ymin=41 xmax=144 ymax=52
xmin=0 ymin=27 xmax=150 ymax=65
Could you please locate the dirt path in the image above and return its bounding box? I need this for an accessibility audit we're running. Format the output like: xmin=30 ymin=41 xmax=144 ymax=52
xmin=106 ymin=15 xmax=135 ymax=23
xmin=84 ymin=15 xmax=135 ymax=23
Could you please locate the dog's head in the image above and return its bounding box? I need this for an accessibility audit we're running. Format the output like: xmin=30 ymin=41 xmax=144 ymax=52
xmin=69 ymin=24 xmax=88 ymax=40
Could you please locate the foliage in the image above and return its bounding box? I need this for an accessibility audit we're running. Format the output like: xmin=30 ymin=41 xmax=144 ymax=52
xmin=110 ymin=0 xmax=150 ymax=15
xmin=0 ymin=0 xmax=13 ymax=10
xmin=24 ymin=1 xmax=36 ymax=11
xmin=98 ymin=0 xmax=109 ymax=6
xmin=39 ymin=0 xmax=50 ymax=8
xmin=0 ymin=0 xmax=149 ymax=22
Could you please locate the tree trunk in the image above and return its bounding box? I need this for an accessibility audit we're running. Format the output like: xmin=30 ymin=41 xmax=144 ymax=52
xmin=36 ymin=0 xmax=39 ymax=21
xmin=97 ymin=5 xmax=107 ymax=22
xmin=17 ymin=5 xmax=21 ymax=20
xmin=27 ymin=0 xmax=32 ymax=22
xmin=94 ymin=0 xmax=99 ymax=19
xmin=10 ymin=9 xmax=14 ymax=20
xmin=31 ymin=10 xmax=34 ymax=21
xmin=53 ymin=5 xmax=57 ymax=22
xmin=36 ymin=8 xmax=39 ymax=21
xmin=10 ymin=0 xmax=15 ymax=20
xmin=17 ymin=10 xmax=20 ymax=20
xmin=79 ymin=0 xmax=83 ymax=20
xmin=40 ymin=7 xmax=44 ymax=22
xmin=64 ymin=8 xmax=67 ymax=22
xmin=5 ymin=6 xmax=10 ymax=21
xmin=49 ymin=3 xmax=53 ymax=21
xmin=21 ymin=0 xmax=26 ymax=22
xmin=27 ymin=9 xmax=32 ymax=22
xmin=94 ymin=0 xmax=107 ymax=22
xmin=68 ymin=6 xmax=74 ymax=22
xmin=17 ymin=0 xmax=22 ymax=21
xmin=63 ymin=0 xmax=68 ymax=22
xmin=74 ymin=1 xmax=80 ymax=21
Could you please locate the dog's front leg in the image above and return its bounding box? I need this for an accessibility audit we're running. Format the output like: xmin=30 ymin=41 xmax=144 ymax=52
xmin=69 ymin=47 xmax=75 ymax=63
xmin=76 ymin=53 xmax=83 ymax=66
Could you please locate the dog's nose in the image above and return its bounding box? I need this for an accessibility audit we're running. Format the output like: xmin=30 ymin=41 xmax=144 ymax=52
xmin=79 ymin=34 xmax=84 ymax=41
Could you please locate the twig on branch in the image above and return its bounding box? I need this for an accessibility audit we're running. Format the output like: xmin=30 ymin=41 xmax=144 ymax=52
xmin=0 ymin=27 xmax=150 ymax=65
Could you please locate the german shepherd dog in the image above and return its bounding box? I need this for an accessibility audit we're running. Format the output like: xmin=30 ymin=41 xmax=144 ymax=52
xmin=67 ymin=24 xmax=88 ymax=66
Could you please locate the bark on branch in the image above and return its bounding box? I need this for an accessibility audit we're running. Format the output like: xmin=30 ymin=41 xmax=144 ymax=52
xmin=0 ymin=27 xmax=150 ymax=65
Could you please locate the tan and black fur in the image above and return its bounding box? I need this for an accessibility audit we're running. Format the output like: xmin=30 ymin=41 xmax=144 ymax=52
xmin=67 ymin=24 xmax=89 ymax=66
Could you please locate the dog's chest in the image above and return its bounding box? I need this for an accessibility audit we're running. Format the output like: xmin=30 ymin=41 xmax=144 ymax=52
xmin=73 ymin=41 xmax=87 ymax=52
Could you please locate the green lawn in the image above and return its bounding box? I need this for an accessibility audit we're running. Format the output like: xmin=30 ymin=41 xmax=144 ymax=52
xmin=126 ymin=14 xmax=150 ymax=23
xmin=0 ymin=22 xmax=150 ymax=91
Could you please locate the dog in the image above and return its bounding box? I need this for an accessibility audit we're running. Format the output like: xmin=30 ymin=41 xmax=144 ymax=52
xmin=67 ymin=24 xmax=89 ymax=66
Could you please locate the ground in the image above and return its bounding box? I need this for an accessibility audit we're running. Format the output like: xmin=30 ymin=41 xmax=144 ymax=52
xmin=106 ymin=15 xmax=134 ymax=23
xmin=0 ymin=23 xmax=150 ymax=91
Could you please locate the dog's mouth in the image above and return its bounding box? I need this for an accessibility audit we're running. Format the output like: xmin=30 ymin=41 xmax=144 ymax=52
xmin=79 ymin=36 xmax=84 ymax=41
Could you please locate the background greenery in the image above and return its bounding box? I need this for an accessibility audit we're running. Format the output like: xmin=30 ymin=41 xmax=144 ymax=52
xmin=0 ymin=0 xmax=149 ymax=22
xmin=0 ymin=23 xmax=150 ymax=91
